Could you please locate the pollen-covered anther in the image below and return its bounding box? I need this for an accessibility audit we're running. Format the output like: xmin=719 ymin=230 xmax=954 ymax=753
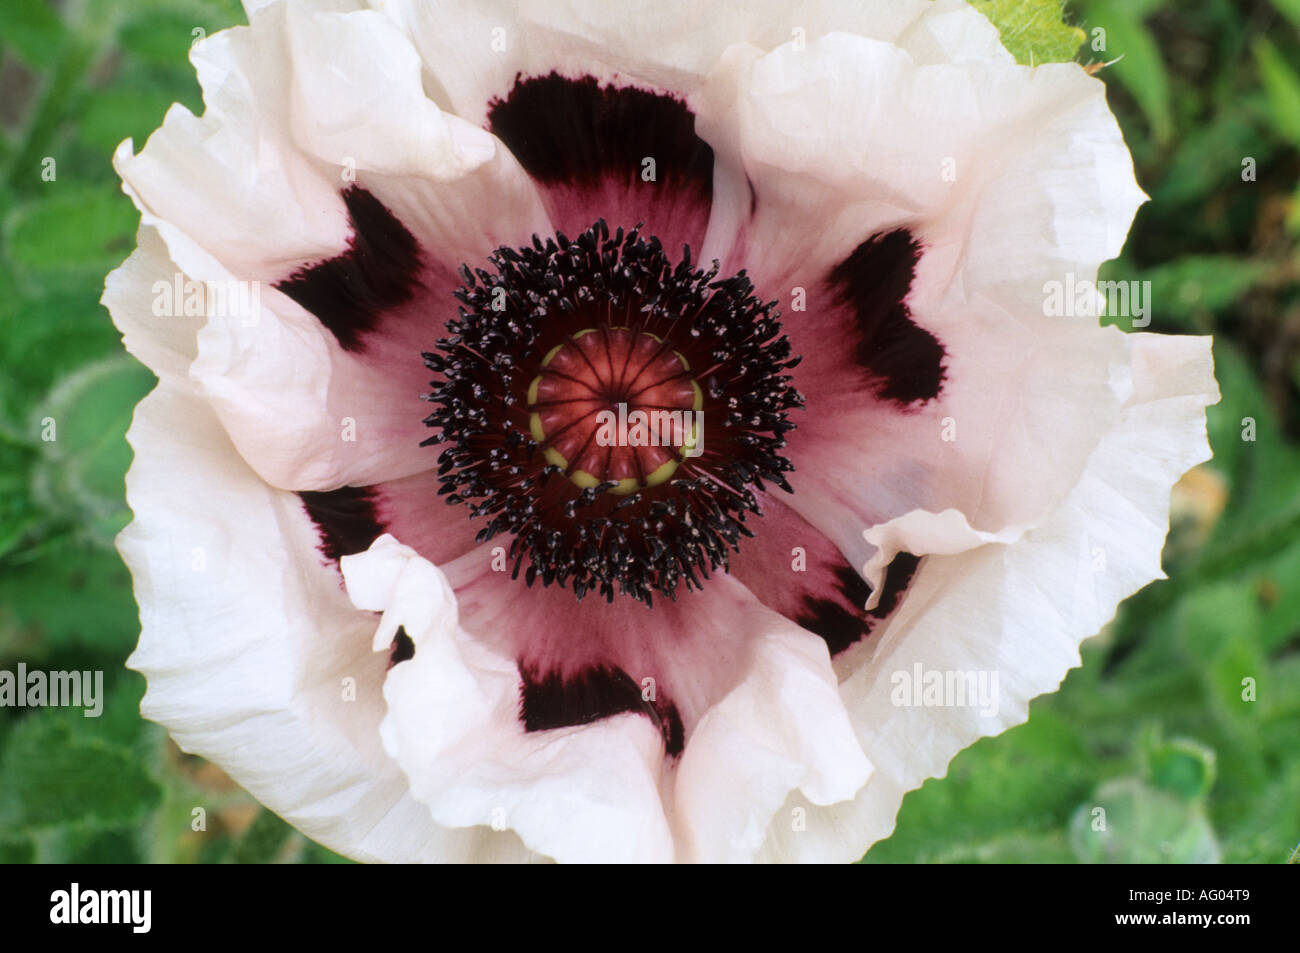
xmin=423 ymin=219 xmax=803 ymax=606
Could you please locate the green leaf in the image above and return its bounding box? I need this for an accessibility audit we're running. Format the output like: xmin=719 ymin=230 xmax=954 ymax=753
xmin=79 ymin=86 xmax=180 ymax=155
xmin=1080 ymin=0 xmax=1173 ymax=143
xmin=231 ymin=809 xmax=295 ymax=864
xmin=1174 ymin=584 xmax=1266 ymax=743
xmin=28 ymin=356 xmax=154 ymax=547
xmin=2 ymin=36 xmax=100 ymax=199
xmin=119 ymin=11 xmax=209 ymax=66
xmin=1271 ymin=0 xmax=1300 ymax=34
xmin=1153 ymin=112 xmax=1272 ymax=208
xmin=1212 ymin=754 xmax=1300 ymax=863
xmin=1142 ymin=735 xmax=1217 ymax=802
xmin=1096 ymin=254 xmax=1271 ymax=333
xmin=0 ymin=0 xmax=67 ymax=67
xmin=0 ymin=715 xmax=161 ymax=831
xmin=3 ymin=300 xmax=127 ymax=401
xmin=0 ymin=835 xmax=36 ymax=863
xmin=865 ymin=709 xmax=1097 ymax=862
xmin=1069 ymin=778 xmax=1221 ymax=863
xmin=879 ymin=830 xmax=1076 ymax=864
xmin=0 ymin=511 xmax=42 ymax=563
xmin=1253 ymin=37 xmax=1300 ymax=150
xmin=48 ymin=827 xmax=145 ymax=864
xmin=0 ymin=539 xmax=141 ymax=654
xmin=1176 ymin=583 xmax=1261 ymax=663
xmin=972 ymin=0 xmax=1085 ymax=65
xmin=1200 ymin=344 xmax=1300 ymax=564
xmin=1255 ymin=537 xmax=1300 ymax=653
xmin=4 ymin=187 xmax=138 ymax=272
xmin=1140 ymin=255 xmax=1271 ymax=327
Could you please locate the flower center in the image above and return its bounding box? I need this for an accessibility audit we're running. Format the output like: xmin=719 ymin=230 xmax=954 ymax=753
xmin=527 ymin=328 xmax=702 ymax=495
xmin=424 ymin=220 xmax=803 ymax=606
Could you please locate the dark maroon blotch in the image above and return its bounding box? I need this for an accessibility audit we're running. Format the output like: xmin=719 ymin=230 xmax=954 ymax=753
xmin=298 ymin=485 xmax=385 ymax=563
xmin=870 ymin=551 xmax=921 ymax=621
xmin=797 ymin=552 xmax=922 ymax=656
xmin=827 ymin=230 xmax=945 ymax=405
xmin=389 ymin=626 xmax=415 ymax=667
xmin=520 ymin=664 xmax=685 ymax=757
xmin=276 ymin=187 xmax=422 ymax=353
xmin=487 ymin=72 xmax=713 ymax=202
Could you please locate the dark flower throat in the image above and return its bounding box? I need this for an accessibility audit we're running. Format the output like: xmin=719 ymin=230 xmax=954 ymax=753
xmin=423 ymin=220 xmax=803 ymax=606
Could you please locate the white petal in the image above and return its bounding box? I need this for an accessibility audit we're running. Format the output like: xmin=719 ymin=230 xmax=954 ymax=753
xmin=757 ymin=333 xmax=1218 ymax=862
xmin=115 ymin=22 xmax=347 ymax=284
xmin=278 ymin=4 xmax=552 ymax=259
xmin=700 ymin=34 xmax=1143 ymax=291
xmin=118 ymin=375 xmax=530 ymax=862
xmin=341 ymin=536 xmax=676 ymax=863
xmin=372 ymin=0 xmax=1006 ymax=126
xmin=692 ymin=30 xmax=1146 ymax=585
xmin=366 ymin=0 xmax=1002 ymax=269
xmin=341 ymin=534 xmax=876 ymax=862
xmin=102 ymin=225 xmax=200 ymax=383
xmin=674 ymin=623 xmax=872 ymax=862
xmin=115 ymin=2 xmax=550 ymax=493
xmin=860 ymin=509 xmax=1020 ymax=611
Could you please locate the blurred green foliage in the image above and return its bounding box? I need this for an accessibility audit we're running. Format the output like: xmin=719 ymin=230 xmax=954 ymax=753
xmin=0 ymin=0 xmax=1296 ymax=863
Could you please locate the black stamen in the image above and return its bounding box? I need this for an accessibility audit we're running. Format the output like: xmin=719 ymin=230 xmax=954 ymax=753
xmin=424 ymin=220 xmax=803 ymax=605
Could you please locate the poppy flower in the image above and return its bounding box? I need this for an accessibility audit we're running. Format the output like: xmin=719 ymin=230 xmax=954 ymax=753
xmin=106 ymin=0 xmax=1218 ymax=862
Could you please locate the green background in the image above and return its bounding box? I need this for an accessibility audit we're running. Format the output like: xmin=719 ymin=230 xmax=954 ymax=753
xmin=0 ymin=0 xmax=1296 ymax=864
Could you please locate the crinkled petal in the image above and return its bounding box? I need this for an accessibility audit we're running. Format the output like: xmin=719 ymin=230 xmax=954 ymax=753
xmin=693 ymin=30 xmax=1146 ymax=590
xmin=756 ymin=333 xmax=1218 ymax=862
xmin=115 ymin=1 xmax=550 ymax=492
xmin=343 ymin=536 xmax=676 ymax=863
xmin=120 ymin=384 xmax=532 ymax=862
xmin=674 ymin=622 xmax=872 ymax=862
xmin=109 ymin=229 xmax=531 ymax=862
xmin=339 ymin=534 xmax=872 ymax=862
xmin=372 ymin=0 xmax=1007 ymax=125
